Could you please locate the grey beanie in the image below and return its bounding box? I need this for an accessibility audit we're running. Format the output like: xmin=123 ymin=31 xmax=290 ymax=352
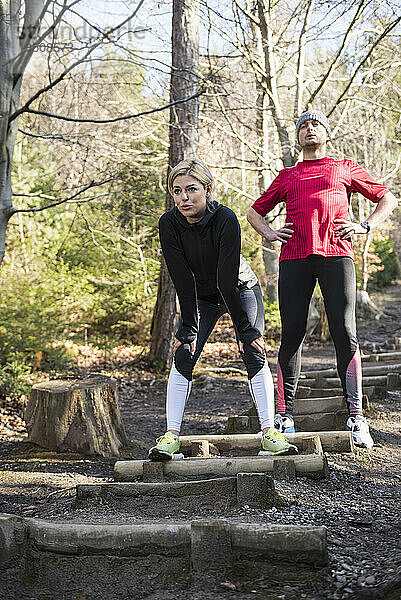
xmin=296 ymin=110 xmax=332 ymax=143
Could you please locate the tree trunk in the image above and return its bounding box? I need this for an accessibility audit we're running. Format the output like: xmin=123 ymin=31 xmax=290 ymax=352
xmin=149 ymin=0 xmax=200 ymax=368
xmin=25 ymin=376 xmax=128 ymax=457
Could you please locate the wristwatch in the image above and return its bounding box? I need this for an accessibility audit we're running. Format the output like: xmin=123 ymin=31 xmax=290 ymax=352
xmin=360 ymin=221 xmax=371 ymax=233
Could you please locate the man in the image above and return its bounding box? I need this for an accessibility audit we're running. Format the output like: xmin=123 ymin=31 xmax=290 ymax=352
xmin=247 ymin=110 xmax=398 ymax=447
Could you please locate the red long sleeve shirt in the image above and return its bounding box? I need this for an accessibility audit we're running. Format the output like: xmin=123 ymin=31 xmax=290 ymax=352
xmin=251 ymin=157 xmax=389 ymax=261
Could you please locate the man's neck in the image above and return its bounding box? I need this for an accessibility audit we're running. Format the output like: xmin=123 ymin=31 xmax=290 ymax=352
xmin=302 ymin=145 xmax=327 ymax=161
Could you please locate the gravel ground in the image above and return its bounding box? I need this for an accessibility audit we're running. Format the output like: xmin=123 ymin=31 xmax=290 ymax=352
xmin=0 ymin=286 xmax=400 ymax=600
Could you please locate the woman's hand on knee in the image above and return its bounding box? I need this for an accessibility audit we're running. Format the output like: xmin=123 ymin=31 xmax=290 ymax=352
xmin=173 ymin=338 xmax=195 ymax=354
xmin=238 ymin=336 xmax=265 ymax=354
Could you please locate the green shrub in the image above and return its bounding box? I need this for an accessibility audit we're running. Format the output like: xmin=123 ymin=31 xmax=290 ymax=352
xmin=0 ymin=354 xmax=31 ymax=399
xmin=264 ymin=300 xmax=281 ymax=338
xmin=369 ymin=238 xmax=400 ymax=289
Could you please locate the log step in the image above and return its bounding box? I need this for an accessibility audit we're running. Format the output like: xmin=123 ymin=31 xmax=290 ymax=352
xmin=114 ymin=453 xmax=328 ymax=481
xmin=180 ymin=431 xmax=353 ymax=454
xmin=297 ymin=386 xmax=375 ymax=398
xmin=301 ymin=362 xmax=401 ymax=379
xmin=8 ymin=517 xmax=327 ymax=567
xmin=227 ymin=411 xmax=348 ymax=434
xmin=362 ymin=351 xmax=401 ymax=363
xmin=76 ymin=473 xmax=284 ymax=510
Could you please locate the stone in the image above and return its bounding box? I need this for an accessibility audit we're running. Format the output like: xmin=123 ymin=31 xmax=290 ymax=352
xmin=365 ymin=576 xmax=376 ymax=585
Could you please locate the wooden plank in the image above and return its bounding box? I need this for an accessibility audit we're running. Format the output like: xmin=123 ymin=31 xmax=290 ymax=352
xmin=295 ymin=411 xmax=348 ymax=432
xmin=180 ymin=431 xmax=353 ymax=454
xmin=114 ymin=454 xmax=328 ymax=481
xmin=301 ymin=362 xmax=401 ymax=379
xmin=362 ymin=351 xmax=401 ymax=363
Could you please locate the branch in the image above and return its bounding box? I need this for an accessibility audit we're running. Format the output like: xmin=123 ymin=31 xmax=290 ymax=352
xmin=306 ymin=0 xmax=367 ymax=107
xmin=16 ymin=87 xmax=206 ymax=123
xmin=11 ymin=178 xmax=113 ymax=215
xmin=8 ymin=0 xmax=147 ymax=123
xmin=328 ymin=16 xmax=401 ymax=117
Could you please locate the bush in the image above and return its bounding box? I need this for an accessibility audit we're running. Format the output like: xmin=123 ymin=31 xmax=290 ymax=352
xmin=0 ymin=354 xmax=31 ymax=400
xmin=264 ymin=301 xmax=281 ymax=339
xmin=369 ymin=238 xmax=400 ymax=289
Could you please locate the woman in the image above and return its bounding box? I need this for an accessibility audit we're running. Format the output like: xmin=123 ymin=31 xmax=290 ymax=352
xmin=149 ymin=159 xmax=298 ymax=460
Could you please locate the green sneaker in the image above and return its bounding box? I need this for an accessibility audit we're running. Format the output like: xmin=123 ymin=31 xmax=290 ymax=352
xmin=148 ymin=432 xmax=180 ymax=461
xmin=261 ymin=428 xmax=298 ymax=456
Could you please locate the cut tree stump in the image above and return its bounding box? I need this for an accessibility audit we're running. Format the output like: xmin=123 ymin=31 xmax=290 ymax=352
xmin=24 ymin=376 xmax=128 ymax=457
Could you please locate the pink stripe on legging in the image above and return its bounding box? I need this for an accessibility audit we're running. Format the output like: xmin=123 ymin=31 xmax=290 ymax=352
xmin=346 ymin=345 xmax=363 ymax=415
xmin=277 ymin=361 xmax=286 ymax=414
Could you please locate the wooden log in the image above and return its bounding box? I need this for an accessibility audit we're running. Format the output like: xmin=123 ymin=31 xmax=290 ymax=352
xmin=24 ymin=376 xmax=127 ymax=457
xmin=387 ymin=373 xmax=401 ymax=390
xmin=295 ymin=411 xmax=348 ymax=432
xmin=231 ymin=523 xmax=328 ymax=566
xmin=301 ymin=362 xmax=401 ymax=378
xmin=362 ymin=351 xmax=401 ymax=363
xmin=325 ymin=375 xmax=387 ymax=386
xmin=244 ymin=396 xmax=346 ymax=417
xmin=76 ymin=478 xmax=237 ymax=501
xmin=114 ymin=454 xmax=328 ymax=481
xmin=191 ymin=520 xmax=232 ymax=574
xmin=273 ymin=459 xmax=296 ymax=481
xmin=180 ymin=431 xmax=353 ymax=454
xmin=24 ymin=519 xmax=328 ymax=566
xmin=190 ymin=440 xmax=210 ymax=457
xmin=302 ymin=386 xmax=375 ymax=399
xmin=236 ymin=473 xmax=278 ymax=508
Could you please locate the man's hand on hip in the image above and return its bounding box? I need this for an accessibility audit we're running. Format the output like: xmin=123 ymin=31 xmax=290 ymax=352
xmin=334 ymin=219 xmax=368 ymax=240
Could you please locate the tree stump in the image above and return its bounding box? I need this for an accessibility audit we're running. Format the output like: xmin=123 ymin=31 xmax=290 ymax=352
xmin=24 ymin=375 xmax=128 ymax=457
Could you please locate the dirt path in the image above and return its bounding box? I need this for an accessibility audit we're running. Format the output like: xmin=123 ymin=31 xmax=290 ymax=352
xmin=0 ymin=285 xmax=400 ymax=600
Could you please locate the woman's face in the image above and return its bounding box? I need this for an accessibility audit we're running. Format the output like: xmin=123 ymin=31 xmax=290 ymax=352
xmin=172 ymin=175 xmax=209 ymax=223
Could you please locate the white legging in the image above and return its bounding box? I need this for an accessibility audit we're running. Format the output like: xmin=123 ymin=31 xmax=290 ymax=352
xmin=166 ymin=361 xmax=274 ymax=433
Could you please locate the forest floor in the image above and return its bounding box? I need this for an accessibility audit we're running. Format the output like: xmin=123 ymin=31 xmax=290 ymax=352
xmin=0 ymin=285 xmax=400 ymax=600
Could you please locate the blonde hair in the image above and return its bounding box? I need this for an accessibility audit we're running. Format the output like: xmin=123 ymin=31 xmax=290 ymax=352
xmin=168 ymin=158 xmax=214 ymax=196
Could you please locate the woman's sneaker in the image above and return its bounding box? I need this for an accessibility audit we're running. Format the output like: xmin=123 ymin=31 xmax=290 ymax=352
xmin=261 ymin=428 xmax=298 ymax=456
xmin=274 ymin=413 xmax=295 ymax=433
xmin=346 ymin=415 xmax=374 ymax=448
xmin=148 ymin=432 xmax=180 ymax=461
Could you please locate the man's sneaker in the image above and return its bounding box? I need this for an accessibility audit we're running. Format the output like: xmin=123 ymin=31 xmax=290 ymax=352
xmin=261 ymin=428 xmax=298 ymax=456
xmin=148 ymin=432 xmax=180 ymax=461
xmin=346 ymin=415 xmax=374 ymax=449
xmin=274 ymin=413 xmax=295 ymax=433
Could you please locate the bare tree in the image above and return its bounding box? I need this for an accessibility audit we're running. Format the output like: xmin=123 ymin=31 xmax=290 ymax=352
xmin=149 ymin=0 xmax=200 ymax=368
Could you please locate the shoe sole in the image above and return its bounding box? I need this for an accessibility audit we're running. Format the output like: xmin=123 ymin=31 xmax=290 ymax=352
xmin=259 ymin=445 xmax=299 ymax=456
xmin=352 ymin=439 xmax=374 ymax=449
xmin=148 ymin=448 xmax=174 ymax=461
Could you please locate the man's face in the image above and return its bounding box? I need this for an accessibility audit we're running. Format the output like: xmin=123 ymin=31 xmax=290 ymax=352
xmin=298 ymin=119 xmax=328 ymax=147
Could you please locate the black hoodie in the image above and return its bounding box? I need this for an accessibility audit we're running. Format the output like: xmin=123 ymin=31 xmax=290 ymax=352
xmin=159 ymin=200 xmax=261 ymax=345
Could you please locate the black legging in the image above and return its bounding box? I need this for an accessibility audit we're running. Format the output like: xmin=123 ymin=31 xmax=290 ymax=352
xmin=175 ymin=283 xmax=265 ymax=380
xmin=277 ymin=255 xmax=362 ymax=415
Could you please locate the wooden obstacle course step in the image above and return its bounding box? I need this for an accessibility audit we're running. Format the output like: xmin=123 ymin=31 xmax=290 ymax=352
xmin=77 ymin=473 xmax=285 ymax=510
xmin=24 ymin=376 xmax=127 ymax=457
xmin=297 ymin=386 xmax=375 ymax=398
xmin=362 ymin=351 xmax=401 ymax=363
xmin=180 ymin=431 xmax=353 ymax=454
xmin=228 ymin=410 xmax=349 ymax=433
xmin=114 ymin=453 xmax=328 ymax=481
xmin=301 ymin=362 xmax=401 ymax=379
xmin=245 ymin=396 xmax=347 ymax=417
xmin=76 ymin=477 xmax=237 ymax=501
xmin=1 ymin=516 xmax=328 ymax=596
